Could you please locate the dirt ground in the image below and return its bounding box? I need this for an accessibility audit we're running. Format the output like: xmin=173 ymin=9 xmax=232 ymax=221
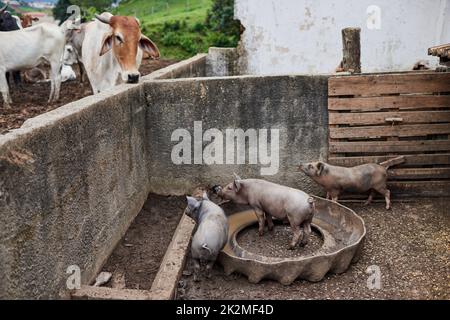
xmin=101 ymin=193 xmax=185 ymax=290
xmin=0 ymin=59 xmax=177 ymax=134
xmin=178 ymin=199 xmax=450 ymax=300
xmin=238 ymin=223 xmax=323 ymax=258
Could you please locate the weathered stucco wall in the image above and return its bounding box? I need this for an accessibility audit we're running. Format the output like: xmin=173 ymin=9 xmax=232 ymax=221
xmin=0 ymin=85 xmax=150 ymax=299
xmin=145 ymin=75 xmax=329 ymax=195
xmin=235 ymin=0 xmax=450 ymax=74
xmin=0 ymin=55 xmax=329 ymax=298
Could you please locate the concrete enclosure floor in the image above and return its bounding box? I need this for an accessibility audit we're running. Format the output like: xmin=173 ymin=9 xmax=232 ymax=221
xmin=178 ymin=199 xmax=449 ymax=300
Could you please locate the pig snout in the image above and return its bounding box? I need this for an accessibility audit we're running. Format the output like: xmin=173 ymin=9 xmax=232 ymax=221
xmin=211 ymin=185 xmax=222 ymax=194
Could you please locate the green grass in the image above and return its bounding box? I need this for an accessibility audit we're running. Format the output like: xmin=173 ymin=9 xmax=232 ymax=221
xmin=115 ymin=0 xmax=212 ymax=25
xmin=113 ymin=0 xmax=232 ymax=60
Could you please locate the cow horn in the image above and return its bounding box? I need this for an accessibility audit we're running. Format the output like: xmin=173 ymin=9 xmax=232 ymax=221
xmin=0 ymin=4 xmax=8 ymax=14
xmin=95 ymin=14 xmax=111 ymax=25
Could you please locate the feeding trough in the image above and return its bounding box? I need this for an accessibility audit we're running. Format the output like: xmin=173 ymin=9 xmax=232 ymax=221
xmin=218 ymin=196 xmax=366 ymax=285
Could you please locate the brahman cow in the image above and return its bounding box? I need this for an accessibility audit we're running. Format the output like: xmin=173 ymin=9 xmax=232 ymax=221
xmin=82 ymin=12 xmax=160 ymax=93
xmin=0 ymin=4 xmax=22 ymax=87
xmin=62 ymin=21 xmax=88 ymax=83
xmin=20 ymin=13 xmax=39 ymax=28
xmin=0 ymin=22 xmax=65 ymax=107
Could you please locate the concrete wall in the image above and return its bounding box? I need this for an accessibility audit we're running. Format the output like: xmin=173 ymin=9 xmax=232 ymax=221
xmin=0 ymin=55 xmax=207 ymax=299
xmin=145 ymin=75 xmax=329 ymax=196
xmin=0 ymin=55 xmax=329 ymax=298
xmin=235 ymin=0 xmax=450 ymax=74
xmin=0 ymin=85 xmax=151 ymax=299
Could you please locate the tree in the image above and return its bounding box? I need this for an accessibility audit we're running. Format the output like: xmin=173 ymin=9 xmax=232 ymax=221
xmin=206 ymin=0 xmax=240 ymax=37
xmin=205 ymin=0 xmax=241 ymax=48
xmin=53 ymin=0 xmax=114 ymax=24
xmin=53 ymin=0 xmax=73 ymax=23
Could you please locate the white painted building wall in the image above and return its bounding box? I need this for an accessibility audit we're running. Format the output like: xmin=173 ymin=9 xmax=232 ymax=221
xmin=235 ymin=0 xmax=450 ymax=74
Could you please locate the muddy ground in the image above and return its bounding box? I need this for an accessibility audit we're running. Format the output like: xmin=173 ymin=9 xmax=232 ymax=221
xmin=178 ymin=199 xmax=449 ymax=300
xmin=0 ymin=59 xmax=177 ymax=134
xmin=101 ymin=194 xmax=185 ymax=290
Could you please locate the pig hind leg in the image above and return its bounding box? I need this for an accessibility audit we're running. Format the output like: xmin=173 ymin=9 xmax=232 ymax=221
xmin=205 ymin=261 xmax=214 ymax=278
xmin=192 ymin=259 xmax=201 ymax=282
xmin=364 ymin=190 xmax=375 ymax=206
xmin=265 ymin=213 xmax=274 ymax=232
xmin=254 ymin=208 xmax=265 ymax=236
xmin=374 ymin=185 xmax=391 ymax=210
xmin=330 ymin=190 xmax=340 ymax=203
xmin=288 ymin=220 xmax=303 ymax=250
xmin=300 ymin=221 xmax=312 ymax=245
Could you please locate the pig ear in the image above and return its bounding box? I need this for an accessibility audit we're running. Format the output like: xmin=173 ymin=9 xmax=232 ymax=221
xmin=317 ymin=162 xmax=324 ymax=176
xmin=233 ymin=179 xmax=241 ymax=192
xmin=186 ymin=196 xmax=200 ymax=210
xmin=100 ymin=33 xmax=113 ymax=56
xmin=202 ymin=191 xmax=209 ymax=200
xmin=139 ymin=35 xmax=160 ymax=59
xmin=233 ymin=172 xmax=242 ymax=181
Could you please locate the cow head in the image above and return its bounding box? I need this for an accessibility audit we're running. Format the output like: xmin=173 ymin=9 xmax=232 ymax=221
xmin=20 ymin=13 xmax=39 ymax=28
xmin=95 ymin=13 xmax=160 ymax=84
xmin=0 ymin=4 xmax=19 ymax=31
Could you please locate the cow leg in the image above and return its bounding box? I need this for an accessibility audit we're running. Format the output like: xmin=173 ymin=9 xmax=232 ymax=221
xmin=49 ymin=61 xmax=62 ymax=103
xmin=13 ymin=71 xmax=21 ymax=88
xmin=0 ymin=71 xmax=12 ymax=108
xmin=79 ymin=62 xmax=85 ymax=84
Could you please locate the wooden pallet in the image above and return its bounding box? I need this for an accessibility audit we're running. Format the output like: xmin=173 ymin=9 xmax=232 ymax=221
xmin=328 ymin=72 xmax=450 ymax=198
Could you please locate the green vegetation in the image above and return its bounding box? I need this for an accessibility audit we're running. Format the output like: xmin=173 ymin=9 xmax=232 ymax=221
xmin=114 ymin=0 xmax=240 ymax=60
xmin=52 ymin=0 xmax=240 ymax=59
xmin=53 ymin=0 xmax=113 ymax=23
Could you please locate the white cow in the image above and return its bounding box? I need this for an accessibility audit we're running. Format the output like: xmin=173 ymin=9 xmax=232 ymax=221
xmin=0 ymin=22 xmax=65 ymax=108
xmin=82 ymin=12 xmax=160 ymax=94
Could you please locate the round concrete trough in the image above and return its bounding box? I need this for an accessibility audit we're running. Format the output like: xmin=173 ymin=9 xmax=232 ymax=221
xmin=218 ymin=196 xmax=366 ymax=285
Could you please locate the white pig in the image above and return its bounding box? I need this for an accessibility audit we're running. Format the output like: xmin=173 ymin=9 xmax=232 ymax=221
xmin=185 ymin=192 xmax=228 ymax=281
xmin=214 ymin=174 xmax=315 ymax=250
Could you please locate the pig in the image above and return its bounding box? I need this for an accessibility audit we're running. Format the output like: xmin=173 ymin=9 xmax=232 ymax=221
xmin=184 ymin=192 xmax=228 ymax=281
xmin=298 ymin=156 xmax=405 ymax=210
xmin=214 ymin=174 xmax=316 ymax=250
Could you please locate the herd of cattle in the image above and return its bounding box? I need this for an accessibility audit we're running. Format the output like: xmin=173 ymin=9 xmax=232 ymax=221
xmin=0 ymin=4 xmax=160 ymax=108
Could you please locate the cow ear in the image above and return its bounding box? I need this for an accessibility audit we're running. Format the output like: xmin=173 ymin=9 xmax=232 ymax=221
xmin=202 ymin=191 xmax=209 ymax=200
xmin=100 ymin=33 xmax=113 ymax=56
xmin=139 ymin=35 xmax=160 ymax=59
xmin=317 ymin=162 xmax=324 ymax=176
